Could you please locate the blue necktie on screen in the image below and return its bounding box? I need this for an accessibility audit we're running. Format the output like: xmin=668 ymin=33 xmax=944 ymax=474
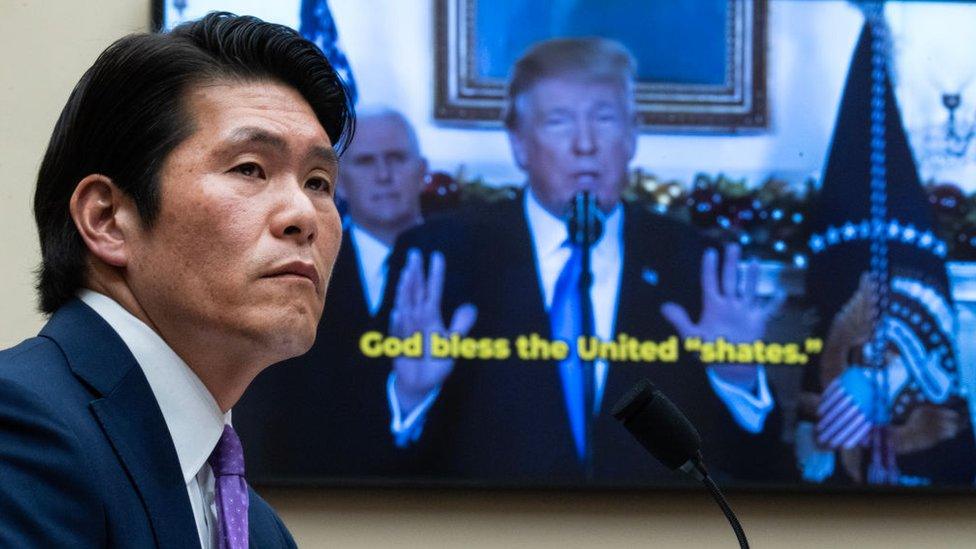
xmin=550 ymin=244 xmax=593 ymax=461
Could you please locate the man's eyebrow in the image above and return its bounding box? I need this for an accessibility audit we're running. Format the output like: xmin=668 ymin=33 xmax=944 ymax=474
xmin=223 ymin=127 xmax=288 ymax=152
xmin=306 ymin=146 xmax=339 ymax=172
xmin=221 ymin=126 xmax=338 ymax=171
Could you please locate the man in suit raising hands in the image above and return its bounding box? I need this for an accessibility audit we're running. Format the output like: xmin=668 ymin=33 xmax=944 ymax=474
xmin=383 ymin=38 xmax=790 ymax=484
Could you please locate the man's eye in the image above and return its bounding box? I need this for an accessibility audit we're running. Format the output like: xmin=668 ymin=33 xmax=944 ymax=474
xmin=231 ymin=162 xmax=265 ymax=178
xmin=305 ymin=177 xmax=332 ymax=193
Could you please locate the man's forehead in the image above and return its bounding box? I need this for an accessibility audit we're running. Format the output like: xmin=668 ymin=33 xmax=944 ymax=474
xmin=521 ymin=75 xmax=627 ymax=108
xmin=347 ymin=115 xmax=416 ymax=154
xmin=187 ymin=80 xmax=328 ymax=134
xmin=182 ymin=80 xmax=335 ymax=158
xmin=527 ymin=75 xmax=628 ymax=98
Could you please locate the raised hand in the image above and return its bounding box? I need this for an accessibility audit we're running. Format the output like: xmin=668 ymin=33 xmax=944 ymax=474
xmin=894 ymin=405 xmax=963 ymax=455
xmin=661 ymin=243 xmax=785 ymax=387
xmin=390 ymin=248 xmax=477 ymax=413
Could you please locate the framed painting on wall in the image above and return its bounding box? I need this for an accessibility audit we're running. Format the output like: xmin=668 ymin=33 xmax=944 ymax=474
xmin=434 ymin=0 xmax=768 ymax=132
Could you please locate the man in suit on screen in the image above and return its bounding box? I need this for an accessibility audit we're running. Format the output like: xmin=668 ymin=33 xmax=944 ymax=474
xmin=380 ymin=38 xmax=794 ymax=484
xmin=0 ymin=12 xmax=353 ymax=547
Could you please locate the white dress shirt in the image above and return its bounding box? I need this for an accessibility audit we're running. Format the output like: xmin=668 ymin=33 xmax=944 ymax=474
xmin=348 ymin=222 xmax=393 ymax=316
xmin=389 ymin=189 xmax=773 ymax=443
xmin=79 ymin=290 xmax=227 ymax=549
xmin=523 ymin=186 xmax=622 ymax=413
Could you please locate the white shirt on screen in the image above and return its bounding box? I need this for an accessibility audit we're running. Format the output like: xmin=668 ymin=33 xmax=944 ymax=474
xmin=388 ymin=189 xmax=774 ymax=444
xmin=348 ymin=222 xmax=392 ymax=316
xmin=79 ymin=290 xmax=226 ymax=549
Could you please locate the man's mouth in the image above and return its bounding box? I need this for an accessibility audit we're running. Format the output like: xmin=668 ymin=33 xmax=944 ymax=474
xmin=264 ymin=261 xmax=320 ymax=293
xmin=572 ymin=171 xmax=600 ymax=189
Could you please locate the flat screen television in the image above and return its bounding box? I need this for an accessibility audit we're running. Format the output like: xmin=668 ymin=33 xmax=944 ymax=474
xmin=156 ymin=0 xmax=976 ymax=492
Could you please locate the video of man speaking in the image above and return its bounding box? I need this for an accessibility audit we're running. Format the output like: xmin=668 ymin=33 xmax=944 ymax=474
xmin=162 ymin=0 xmax=976 ymax=490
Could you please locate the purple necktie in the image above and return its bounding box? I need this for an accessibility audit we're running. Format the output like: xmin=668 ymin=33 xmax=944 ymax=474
xmin=208 ymin=425 xmax=249 ymax=549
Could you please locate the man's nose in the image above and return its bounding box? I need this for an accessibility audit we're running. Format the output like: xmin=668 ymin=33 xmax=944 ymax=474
xmin=572 ymin=120 xmax=597 ymax=155
xmin=375 ymin=158 xmax=393 ymax=183
xmin=272 ymin=180 xmax=318 ymax=244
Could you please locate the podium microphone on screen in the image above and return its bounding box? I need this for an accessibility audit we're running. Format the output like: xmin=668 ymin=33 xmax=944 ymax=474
xmin=568 ymin=190 xmax=604 ymax=246
xmin=612 ymin=379 xmax=750 ymax=549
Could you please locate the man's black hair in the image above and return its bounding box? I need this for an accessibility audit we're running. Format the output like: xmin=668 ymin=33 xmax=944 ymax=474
xmin=33 ymin=12 xmax=355 ymax=313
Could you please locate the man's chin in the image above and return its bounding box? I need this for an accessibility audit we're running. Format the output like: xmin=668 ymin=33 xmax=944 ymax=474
xmin=245 ymin=304 xmax=321 ymax=362
xmin=261 ymin=324 xmax=318 ymax=364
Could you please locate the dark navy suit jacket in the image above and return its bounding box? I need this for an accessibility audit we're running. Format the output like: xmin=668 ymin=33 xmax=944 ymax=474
xmin=0 ymin=299 xmax=296 ymax=547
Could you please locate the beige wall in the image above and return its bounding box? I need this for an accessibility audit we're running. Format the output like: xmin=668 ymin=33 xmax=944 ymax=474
xmin=3 ymin=1 xmax=976 ymax=547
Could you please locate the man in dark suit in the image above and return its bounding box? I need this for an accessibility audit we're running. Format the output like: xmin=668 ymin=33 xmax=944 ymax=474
xmin=0 ymin=13 xmax=353 ymax=547
xmin=383 ymin=38 xmax=792 ymax=485
xmin=234 ymin=107 xmax=429 ymax=480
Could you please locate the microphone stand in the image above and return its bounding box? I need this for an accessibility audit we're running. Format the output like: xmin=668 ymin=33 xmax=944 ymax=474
xmin=571 ymin=192 xmax=599 ymax=479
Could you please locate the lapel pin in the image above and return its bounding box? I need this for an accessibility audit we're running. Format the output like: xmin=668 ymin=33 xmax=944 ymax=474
xmin=641 ymin=267 xmax=659 ymax=286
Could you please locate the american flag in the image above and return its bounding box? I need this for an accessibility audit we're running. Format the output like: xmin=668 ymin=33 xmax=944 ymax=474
xmin=299 ymin=0 xmax=358 ymax=104
xmin=817 ymin=368 xmax=874 ymax=449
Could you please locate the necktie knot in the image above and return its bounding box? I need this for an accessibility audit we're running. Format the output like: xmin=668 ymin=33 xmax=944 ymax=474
xmin=209 ymin=424 xmax=245 ymax=477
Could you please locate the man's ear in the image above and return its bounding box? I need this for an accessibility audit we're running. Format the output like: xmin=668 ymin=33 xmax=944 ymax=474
xmin=69 ymin=174 xmax=141 ymax=268
xmin=626 ymin=111 xmax=639 ymax=162
xmin=507 ymin=129 xmax=529 ymax=171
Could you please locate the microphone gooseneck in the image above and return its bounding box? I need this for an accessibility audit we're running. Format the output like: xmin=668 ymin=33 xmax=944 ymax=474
xmin=698 ymin=465 xmax=749 ymax=549
xmin=612 ymin=379 xmax=750 ymax=549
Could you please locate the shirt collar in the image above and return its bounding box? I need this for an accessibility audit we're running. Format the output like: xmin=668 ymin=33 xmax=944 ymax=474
xmin=348 ymin=222 xmax=394 ymax=315
xmin=523 ymin=187 xmax=624 ymax=259
xmin=524 ymin=188 xmax=569 ymax=260
xmin=78 ymin=290 xmax=229 ymax=484
xmin=348 ymin=222 xmax=392 ymax=260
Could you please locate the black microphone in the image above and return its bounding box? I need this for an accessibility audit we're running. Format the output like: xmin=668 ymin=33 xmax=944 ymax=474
xmin=611 ymin=379 xmax=703 ymax=473
xmin=612 ymin=379 xmax=750 ymax=549
xmin=567 ymin=191 xmax=604 ymax=247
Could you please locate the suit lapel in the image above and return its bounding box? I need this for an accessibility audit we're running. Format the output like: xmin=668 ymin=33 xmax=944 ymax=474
xmin=40 ymin=300 xmax=201 ymax=549
xmin=605 ymin=206 xmax=671 ymax=406
xmin=326 ymin=229 xmax=372 ymax=322
xmin=481 ymin=195 xmax=550 ymax=336
xmin=494 ymin=197 xmax=575 ymax=440
xmin=89 ymin=385 xmax=203 ymax=549
xmin=616 ymin=205 xmax=668 ymax=334
xmin=346 ymin=229 xmax=373 ymax=320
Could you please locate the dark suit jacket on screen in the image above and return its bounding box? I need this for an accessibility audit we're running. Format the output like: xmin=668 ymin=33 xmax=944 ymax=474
xmin=380 ymin=194 xmax=794 ymax=486
xmin=0 ymin=299 xmax=296 ymax=547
